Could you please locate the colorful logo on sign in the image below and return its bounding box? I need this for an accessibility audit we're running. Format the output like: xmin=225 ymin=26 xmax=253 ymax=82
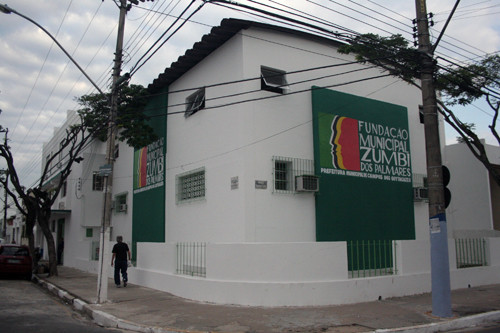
xmin=320 ymin=113 xmax=411 ymax=183
xmin=136 ymin=147 xmax=148 ymax=188
xmin=133 ymin=138 xmax=165 ymax=192
xmin=330 ymin=116 xmax=360 ymax=171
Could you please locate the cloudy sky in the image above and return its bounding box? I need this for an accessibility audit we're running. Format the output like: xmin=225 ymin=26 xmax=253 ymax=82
xmin=0 ymin=0 xmax=499 ymax=189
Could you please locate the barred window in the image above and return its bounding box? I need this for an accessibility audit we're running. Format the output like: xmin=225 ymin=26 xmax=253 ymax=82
xmin=176 ymin=168 xmax=205 ymax=203
xmin=92 ymin=172 xmax=104 ymax=191
xmin=272 ymin=156 xmax=315 ymax=193
xmin=274 ymin=160 xmax=292 ymax=191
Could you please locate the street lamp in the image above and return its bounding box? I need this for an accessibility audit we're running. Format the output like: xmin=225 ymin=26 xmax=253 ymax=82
xmin=0 ymin=3 xmax=104 ymax=95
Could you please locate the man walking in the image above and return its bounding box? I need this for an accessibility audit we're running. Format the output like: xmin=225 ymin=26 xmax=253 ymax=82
xmin=111 ymin=236 xmax=131 ymax=287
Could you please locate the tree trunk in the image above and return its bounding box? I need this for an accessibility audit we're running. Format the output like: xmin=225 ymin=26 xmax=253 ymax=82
xmin=26 ymin=217 xmax=36 ymax=270
xmin=37 ymin=214 xmax=58 ymax=277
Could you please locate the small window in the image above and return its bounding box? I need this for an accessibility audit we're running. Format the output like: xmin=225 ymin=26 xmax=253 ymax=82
xmin=92 ymin=172 xmax=104 ymax=191
xmin=115 ymin=193 xmax=128 ymax=213
xmin=86 ymin=228 xmax=93 ymax=238
xmin=272 ymin=156 xmax=315 ymax=194
xmin=176 ymin=168 xmax=205 ymax=203
xmin=61 ymin=181 xmax=67 ymax=198
xmin=275 ymin=160 xmax=292 ymax=191
xmin=114 ymin=144 xmax=119 ymax=159
xmin=261 ymin=66 xmax=289 ymax=94
xmin=185 ymin=87 xmax=205 ymax=117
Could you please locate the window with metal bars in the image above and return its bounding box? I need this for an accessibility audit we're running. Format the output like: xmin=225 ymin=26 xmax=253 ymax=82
xmin=92 ymin=172 xmax=104 ymax=191
xmin=272 ymin=156 xmax=315 ymax=193
xmin=176 ymin=168 xmax=205 ymax=203
xmin=274 ymin=160 xmax=292 ymax=191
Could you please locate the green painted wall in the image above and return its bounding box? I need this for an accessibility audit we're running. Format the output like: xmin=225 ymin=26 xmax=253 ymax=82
xmin=132 ymin=87 xmax=167 ymax=260
xmin=312 ymin=87 xmax=415 ymax=241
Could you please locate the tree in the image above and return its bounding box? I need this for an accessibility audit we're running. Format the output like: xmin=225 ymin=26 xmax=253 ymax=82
xmin=0 ymin=120 xmax=95 ymax=277
xmin=76 ymin=84 xmax=158 ymax=148
xmin=338 ymin=35 xmax=500 ymax=185
xmin=0 ymin=84 xmax=157 ymax=276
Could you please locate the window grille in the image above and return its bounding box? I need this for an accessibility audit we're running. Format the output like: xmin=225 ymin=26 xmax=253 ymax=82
xmin=185 ymin=87 xmax=205 ymax=117
xmin=176 ymin=168 xmax=206 ymax=203
xmin=92 ymin=172 xmax=104 ymax=191
xmin=272 ymin=156 xmax=315 ymax=193
xmin=412 ymin=173 xmax=428 ymax=188
xmin=176 ymin=242 xmax=206 ymax=277
xmin=90 ymin=240 xmax=99 ymax=261
xmin=115 ymin=193 xmax=128 ymax=213
xmin=61 ymin=181 xmax=67 ymax=198
xmin=347 ymin=240 xmax=397 ymax=278
xmin=455 ymin=238 xmax=488 ymax=268
xmin=261 ymin=66 xmax=289 ymax=94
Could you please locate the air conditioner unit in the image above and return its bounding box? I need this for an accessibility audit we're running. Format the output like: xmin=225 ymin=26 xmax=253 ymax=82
xmin=413 ymin=187 xmax=428 ymax=201
xmin=295 ymin=175 xmax=319 ymax=192
xmin=119 ymin=204 xmax=128 ymax=212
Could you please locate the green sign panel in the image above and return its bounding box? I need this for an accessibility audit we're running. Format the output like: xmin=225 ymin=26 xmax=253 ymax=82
xmin=132 ymin=88 xmax=167 ymax=259
xmin=312 ymin=87 xmax=415 ymax=241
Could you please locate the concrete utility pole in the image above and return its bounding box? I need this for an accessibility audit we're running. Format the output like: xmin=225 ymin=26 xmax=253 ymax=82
xmin=96 ymin=0 xmax=128 ymax=304
xmin=414 ymin=0 xmax=452 ymax=317
xmin=1 ymin=129 xmax=8 ymax=239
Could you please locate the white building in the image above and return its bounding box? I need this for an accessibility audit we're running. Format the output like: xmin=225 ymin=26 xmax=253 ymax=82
xmin=444 ymin=142 xmax=500 ymax=238
xmin=44 ymin=19 xmax=500 ymax=307
xmin=40 ymin=110 xmax=134 ymax=268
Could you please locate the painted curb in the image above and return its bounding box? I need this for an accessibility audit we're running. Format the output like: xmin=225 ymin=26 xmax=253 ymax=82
xmin=34 ymin=274 xmax=207 ymax=333
xmin=374 ymin=310 xmax=500 ymax=333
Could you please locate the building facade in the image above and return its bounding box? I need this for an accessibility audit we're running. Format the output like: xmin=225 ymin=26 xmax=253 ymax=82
xmin=45 ymin=19 xmax=500 ymax=306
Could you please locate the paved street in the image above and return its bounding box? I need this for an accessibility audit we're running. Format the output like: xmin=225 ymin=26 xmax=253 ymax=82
xmin=0 ymin=278 xmax=129 ymax=333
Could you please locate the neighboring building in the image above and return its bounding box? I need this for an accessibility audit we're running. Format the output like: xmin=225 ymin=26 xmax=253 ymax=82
xmin=444 ymin=142 xmax=500 ymax=238
xmin=40 ymin=110 xmax=133 ymax=268
xmin=3 ymin=215 xmax=20 ymax=244
xmin=44 ymin=19 xmax=500 ymax=306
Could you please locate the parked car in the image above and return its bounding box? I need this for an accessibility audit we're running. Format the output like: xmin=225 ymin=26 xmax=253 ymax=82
xmin=0 ymin=244 xmax=32 ymax=280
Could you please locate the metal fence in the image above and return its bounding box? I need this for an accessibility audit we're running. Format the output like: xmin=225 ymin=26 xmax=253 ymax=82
xmin=176 ymin=242 xmax=206 ymax=277
xmin=455 ymin=238 xmax=487 ymax=268
xmin=347 ymin=240 xmax=397 ymax=278
xmin=90 ymin=240 xmax=99 ymax=261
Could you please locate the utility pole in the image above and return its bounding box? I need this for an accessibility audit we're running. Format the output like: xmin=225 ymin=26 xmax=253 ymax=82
xmin=414 ymin=0 xmax=452 ymax=317
xmin=96 ymin=0 xmax=128 ymax=304
xmin=1 ymin=129 xmax=8 ymax=239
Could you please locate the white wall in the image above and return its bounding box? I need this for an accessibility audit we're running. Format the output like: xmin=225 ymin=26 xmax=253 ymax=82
xmin=164 ymin=26 xmax=428 ymax=245
xmin=444 ymin=142 xmax=494 ymax=235
xmin=131 ymin=239 xmax=500 ymax=306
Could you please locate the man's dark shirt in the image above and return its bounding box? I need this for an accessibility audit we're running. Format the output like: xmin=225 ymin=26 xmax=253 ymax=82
xmin=112 ymin=242 xmax=129 ymax=261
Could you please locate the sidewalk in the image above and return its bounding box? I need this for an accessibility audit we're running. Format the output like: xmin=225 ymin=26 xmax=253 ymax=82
xmin=34 ymin=266 xmax=500 ymax=333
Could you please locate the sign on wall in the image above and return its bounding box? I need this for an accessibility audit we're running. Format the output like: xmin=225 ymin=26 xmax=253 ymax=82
xmin=312 ymin=87 xmax=415 ymax=241
xmin=132 ymin=91 xmax=167 ymax=259
xmin=133 ymin=137 xmax=165 ymax=193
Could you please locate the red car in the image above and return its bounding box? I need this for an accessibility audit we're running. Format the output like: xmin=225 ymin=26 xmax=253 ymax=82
xmin=0 ymin=244 xmax=33 ymax=280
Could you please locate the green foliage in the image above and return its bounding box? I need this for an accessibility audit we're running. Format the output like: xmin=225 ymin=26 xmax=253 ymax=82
xmin=76 ymin=84 xmax=158 ymax=148
xmin=436 ymin=55 xmax=500 ymax=106
xmin=339 ymin=34 xmax=499 ymax=107
xmin=338 ymin=34 xmax=421 ymax=84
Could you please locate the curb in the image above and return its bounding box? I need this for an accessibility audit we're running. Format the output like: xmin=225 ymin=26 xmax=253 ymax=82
xmin=373 ymin=310 xmax=500 ymax=333
xmin=33 ymin=275 xmax=209 ymax=333
xmin=33 ymin=275 xmax=500 ymax=333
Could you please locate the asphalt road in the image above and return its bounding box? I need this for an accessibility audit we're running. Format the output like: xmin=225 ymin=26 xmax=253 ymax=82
xmin=0 ymin=278 xmax=130 ymax=333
